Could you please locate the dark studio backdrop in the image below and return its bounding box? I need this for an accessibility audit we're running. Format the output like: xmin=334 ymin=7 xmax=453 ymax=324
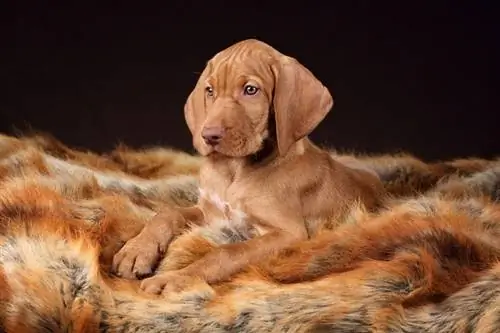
xmin=0 ymin=2 xmax=498 ymax=161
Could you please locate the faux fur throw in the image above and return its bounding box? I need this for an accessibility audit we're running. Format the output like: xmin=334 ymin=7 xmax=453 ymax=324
xmin=0 ymin=132 xmax=500 ymax=333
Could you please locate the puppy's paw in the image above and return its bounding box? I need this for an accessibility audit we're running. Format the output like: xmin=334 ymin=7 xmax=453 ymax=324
xmin=140 ymin=271 xmax=204 ymax=295
xmin=112 ymin=233 xmax=166 ymax=279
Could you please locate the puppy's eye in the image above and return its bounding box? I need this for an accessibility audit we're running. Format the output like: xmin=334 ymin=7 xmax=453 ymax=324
xmin=243 ymin=85 xmax=259 ymax=96
xmin=205 ymin=87 xmax=214 ymax=97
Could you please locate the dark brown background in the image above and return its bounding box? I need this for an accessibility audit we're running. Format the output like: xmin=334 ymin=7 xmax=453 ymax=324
xmin=0 ymin=2 xmax=498 ymax=160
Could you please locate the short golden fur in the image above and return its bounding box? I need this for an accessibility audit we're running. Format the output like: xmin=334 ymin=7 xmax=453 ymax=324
xmin=0 ymin=130 xmax=500 ymax=332
xmin=111 ymin=39 xmax=386 ymax=294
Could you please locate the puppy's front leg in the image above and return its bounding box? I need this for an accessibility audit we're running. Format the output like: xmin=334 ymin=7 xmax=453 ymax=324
xmin=140 ymin=203 xmax=308 ymax=295
xmin=112 ymin=205 xmax=204 ymax=279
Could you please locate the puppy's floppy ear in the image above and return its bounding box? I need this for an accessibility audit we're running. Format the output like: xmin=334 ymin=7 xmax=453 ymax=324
xmin=184 ymin=61 xmax=213 ymax=138
xmin=271 ymin=56 xmax=334 ymax=156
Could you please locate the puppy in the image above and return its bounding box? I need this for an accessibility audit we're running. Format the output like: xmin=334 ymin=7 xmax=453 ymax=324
xmin=112 ymin=39 xmax=386 ymax=294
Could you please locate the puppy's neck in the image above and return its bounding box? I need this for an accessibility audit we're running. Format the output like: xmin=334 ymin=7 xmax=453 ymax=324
xmin=248 ymin=136 xmax=278 ymax=165
xmin=203 ymin=140 xmax=276 ymax=181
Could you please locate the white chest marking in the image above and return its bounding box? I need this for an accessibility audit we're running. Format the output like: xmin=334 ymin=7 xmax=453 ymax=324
xmin=198 ymin=188 xmax=248 ymax=223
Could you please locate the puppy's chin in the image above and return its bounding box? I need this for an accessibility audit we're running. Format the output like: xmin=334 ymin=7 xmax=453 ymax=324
xmin=193 ymin=144 xmax=234 ymax=158
xmin=202 ymin=146 xmax=246 ymax=158
xmin=214 ymin=141 xmax=265 ymax=158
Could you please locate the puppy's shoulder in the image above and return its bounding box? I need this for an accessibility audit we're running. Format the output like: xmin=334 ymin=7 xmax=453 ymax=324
xmin=313 ymin=147 xmax=386 ymax=200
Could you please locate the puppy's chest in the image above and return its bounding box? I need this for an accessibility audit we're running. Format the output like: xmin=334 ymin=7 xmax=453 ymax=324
xmin=198 ymin=186 xmax=249 ymax=224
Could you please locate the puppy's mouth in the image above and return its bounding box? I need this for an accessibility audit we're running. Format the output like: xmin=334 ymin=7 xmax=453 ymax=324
xmin=203 ymin=141 xmax=244 ymax=158
xmin=209 ymin=144 xmax=236 ymax=157
xmin=202 ymin=143 xmax=225 ymax=157
xmin=204 ymin=138 xmax=271 ymax=160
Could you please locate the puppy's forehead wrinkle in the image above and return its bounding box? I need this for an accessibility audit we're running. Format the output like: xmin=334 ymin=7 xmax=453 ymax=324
xmin=208 ymin=45 xmax=277 ymax=90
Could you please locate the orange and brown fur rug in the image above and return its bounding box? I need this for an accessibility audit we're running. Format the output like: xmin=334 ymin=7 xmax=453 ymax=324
xmin=0 ymin=131 xmax=500 ymax=332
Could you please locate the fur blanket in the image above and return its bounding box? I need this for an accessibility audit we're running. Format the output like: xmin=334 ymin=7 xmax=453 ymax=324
xmin=1 ymin=132 xmax=500 ymax=333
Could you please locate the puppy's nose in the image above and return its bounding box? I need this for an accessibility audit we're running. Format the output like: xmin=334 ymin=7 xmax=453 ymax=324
xmin=201 ymin=126 xmax=224 ymax=146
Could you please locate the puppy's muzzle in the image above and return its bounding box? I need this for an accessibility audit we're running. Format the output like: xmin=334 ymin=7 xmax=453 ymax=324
xmin=202 ymin=126 xmax=225 ymax=146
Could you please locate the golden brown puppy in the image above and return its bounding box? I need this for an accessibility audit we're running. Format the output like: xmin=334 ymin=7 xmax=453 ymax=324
xmin=112 ymin=39 xmax=386 ymax=294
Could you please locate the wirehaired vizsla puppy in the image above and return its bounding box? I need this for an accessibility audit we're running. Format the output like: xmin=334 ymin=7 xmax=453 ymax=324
xmin=112 ymin=39 xmax=386 ymax=294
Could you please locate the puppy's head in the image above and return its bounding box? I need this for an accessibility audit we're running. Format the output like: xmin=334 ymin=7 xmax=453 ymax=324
xmin=184 ymin=39 xmax=334 ymax=157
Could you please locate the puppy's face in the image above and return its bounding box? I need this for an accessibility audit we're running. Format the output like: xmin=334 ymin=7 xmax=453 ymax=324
xmin=197 ymin=45 xmax=276 ymax=157
xmin=184 ymin=39 xmax=334 ymax=158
